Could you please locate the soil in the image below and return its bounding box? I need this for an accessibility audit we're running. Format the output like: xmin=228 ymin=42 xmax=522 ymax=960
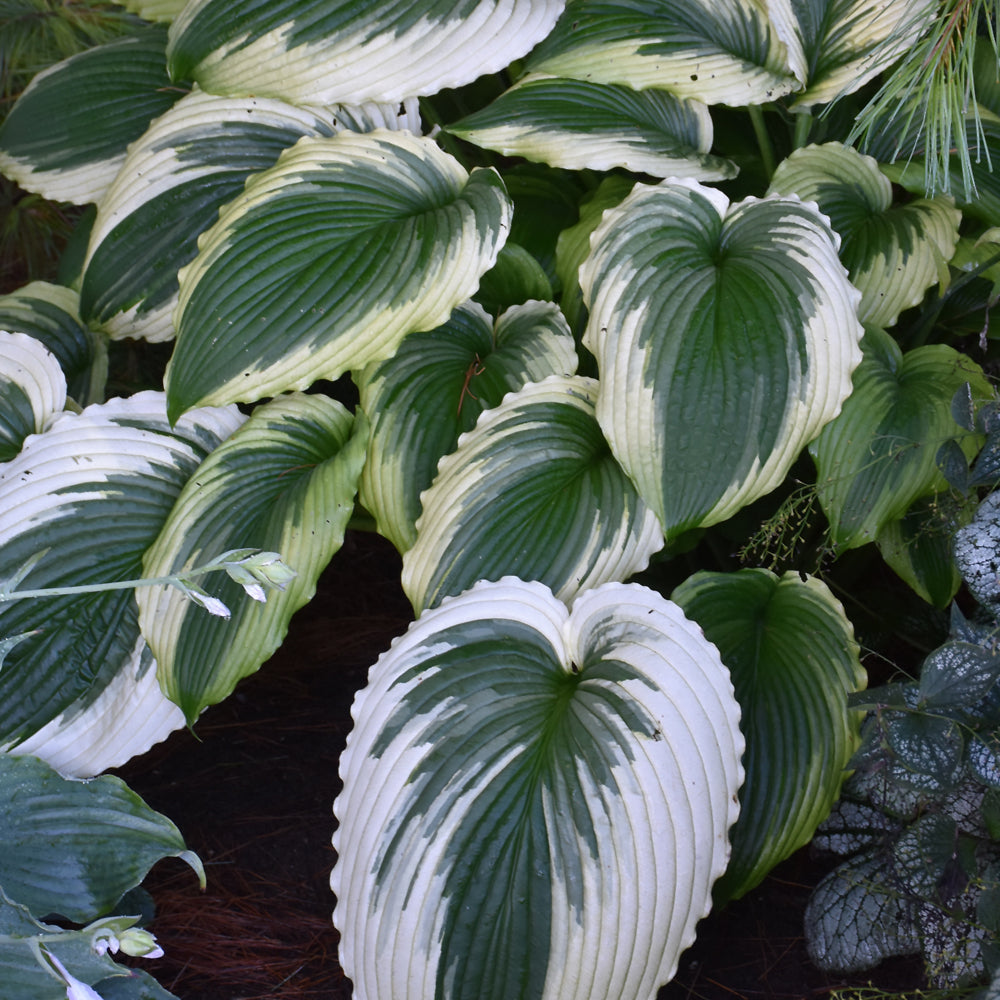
xmin=116 ymin=531 xmax=928 ymax=1000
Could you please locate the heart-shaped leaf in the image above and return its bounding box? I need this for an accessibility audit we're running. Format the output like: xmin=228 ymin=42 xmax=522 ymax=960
xmin=167 ymin=0 xmax=566 ymax=106
xmin=526 ymin=0 xmax=802 ymax=106
xmin=768 ymin=143 xmax=961 ymax=327
xmin=581 ymin=177 xmax=863 ymax=538
xmin=450 ymin=75 xmax=736 ymax=181
xmin=164 ymin=130 xmax=511 ymax=418
xmin=811 ymin=327 xmax=990 ymax=551
xmin=0 ymin=27 xmax=181 ymax=205
xmin=401 ymin=375 xmax=664 ymax=612
xmin=333 ymin=577 xmax=743 ymax=1000
xmin=0 ymin=392 xmax=243 ymax=776
xmin=357 ymin=300 xmax=578 ymax=553
xmin=673 ymin=569 xmax=866 ymax=902
xmin=138 ymin=393 xmax=368 ymax=724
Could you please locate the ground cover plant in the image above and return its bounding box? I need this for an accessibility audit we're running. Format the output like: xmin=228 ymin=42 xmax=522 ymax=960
xmin=2 ymin=1 xmax=1000 ymax=998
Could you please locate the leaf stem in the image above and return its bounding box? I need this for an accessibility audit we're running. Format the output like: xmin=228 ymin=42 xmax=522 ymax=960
xmin=793 ymin=111 xmax=813 ymax=150
xmin=748 ymin=105 xmax=777 ymax=179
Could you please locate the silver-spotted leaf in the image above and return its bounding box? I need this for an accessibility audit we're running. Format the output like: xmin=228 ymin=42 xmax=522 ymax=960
xmin=358 ymin=300 xmax=578 ymax=553
xmin=805 ymin=849 xmax=920 ymax=972
xmin=673 ymin=569 xmax=866 ymax=901
xmin=167 ymin=0 xmax=565 ymax=106
xmin=955 ymin=490 xmax=1000 ymax=616
xmin=333 ymin=578 xmax=744 ymax=1000
xmin=401 ymin=375 xmax=664 ymax=612
xmin=581 ymin=178 xmax=863 ymax=538
xmin=138 ymin=393 xmax=368 ymax=724
xmin=165 ymin=130 xmax=511 ymax=417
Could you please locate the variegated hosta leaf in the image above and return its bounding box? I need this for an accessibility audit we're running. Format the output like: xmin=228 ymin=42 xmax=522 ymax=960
xmin=332 ymin=578 xmax=744 ymax=1000
xmin=788 ymin=0 xmax=938 ymax=108
xmin=767 ymin=143 xmax=961 ymax=327
xmin=0 ymin=28 xmax=181 ymax=205
xmin=166 ymin=0 xmax=566 ymax=106
xmin=449 ymin=75 xmax=736 ymax=181
xmin=673 ymin=569 xmax=866 ymax=902
xmin=0 ymin=332 xmax=66 ymax=462
xmin=357 ymin=300 xmax=578 ymax=553
xmin=0 ymin=282 xmax=107 ymax=406
xmin=581 ymin=178 xmax=863 ymax=539
xmin=80 ymin=88 xmax=352 ymax=344
xmin=526 ymin=0 xmax=803 ymax=107
xmin=0 ymin=754 xmax=203 ymax=923
xmin=810 ymin=327 xmax=990 ymax=551
xmin=0 ymin=391 xmax=244 ymax=777
xmin=165 ymin=130 xmax=512 ymax=418
xmin=401 ymin=375 xmax=664 ymax=612
xmin=138 ymin=393 xmax=368 ymax=724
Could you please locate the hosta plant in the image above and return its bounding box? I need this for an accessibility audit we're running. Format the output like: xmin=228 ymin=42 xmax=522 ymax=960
xmin=1 ymin=0 xmax=999 ymax=997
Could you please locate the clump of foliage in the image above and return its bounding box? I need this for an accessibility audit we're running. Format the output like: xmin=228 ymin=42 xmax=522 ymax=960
xmin=2 ymin=2 xmax=1000 ymax=999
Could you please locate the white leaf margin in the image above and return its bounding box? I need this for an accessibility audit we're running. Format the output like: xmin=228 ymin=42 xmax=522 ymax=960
xmin=333 ymin=576 xmax=744 ymax=1000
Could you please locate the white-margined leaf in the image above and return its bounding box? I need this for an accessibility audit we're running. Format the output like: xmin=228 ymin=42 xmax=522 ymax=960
xmin=526 ymin=0 xmax=802 ymax=106
xmin=0 ymin=754 xmax=203 ymax=923
xmin=79 ymin=88 xmax=358 ymax=343
xmin=333 ymin=578 xmax=743 ymax=1000
xmin=581 ymin=178 xmax=863 ymax=539
xmin=0 ymin=28 xmax=182 ymax=205
xmin=166 ymin=0 xmax=566 ymax=106
xmin=357 ymin=300 xmax=578 ymax=553
xmin=768 ymin=143 xmax=960 ymax=327
xmin=165 ymin=130 xmax=511 ymax=418
xmin=788 ymin=0 xmax=938 ymax=108
xmin=673 ymin=569 xmax=866 ymax=902
xmin=0 ymin=283 xmax=107 ymax=406
xmin=401 ymin=375 xmax=664 ymax=612
xmin=138 ymin=393 xmax=367 ymax=724
xmin=810 ymin=327 xmax=990 ymax=551
xmin=0 ymin=333 xmax=66 ymax=463
xmin=449 ymin=75 xmax=736 ymax=181
xmin=0 ymin=392 xmax=244 ymax=776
